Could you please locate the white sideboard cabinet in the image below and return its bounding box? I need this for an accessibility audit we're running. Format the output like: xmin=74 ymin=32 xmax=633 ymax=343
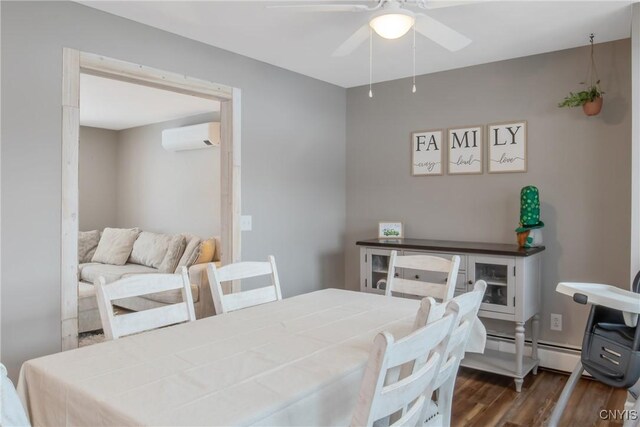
xmin=357 ymin=238 xmax=545 ymax=392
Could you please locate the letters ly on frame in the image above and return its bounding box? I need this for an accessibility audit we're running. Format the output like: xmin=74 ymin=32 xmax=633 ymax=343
xmin=488 ymin=121 xmax=527 ymax=173
xmin=448 ymin=125 xmax=483 ymax=175
xmin=411 ymin=129 xmax=443 ymax=176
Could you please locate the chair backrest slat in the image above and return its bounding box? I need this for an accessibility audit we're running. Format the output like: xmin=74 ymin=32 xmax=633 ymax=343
xmin=100 ymin=274 xmax=187 ymax=300
xmin=385 ymin=251 xmax=461 ymax=302
xmin=112 ymin=303 xmax=191 ymax=337
xmin=351 ymin=312 xmax=456 ymax=427
xmin=387 ymin=279 xmax=448 ymax=300
xmin=392 ymin=255 xmax=453 ymax=273
xmin=95 ymin=267 xmax=196 ymax=340
xmin=214 ymin=261 xmax=274 ymax=282
xmin=207 ymin=256 xmax=282 ymax=314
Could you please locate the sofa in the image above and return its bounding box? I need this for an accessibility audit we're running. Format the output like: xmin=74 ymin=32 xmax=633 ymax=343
xmin=78 ymin=227 xmax=220 ymax=333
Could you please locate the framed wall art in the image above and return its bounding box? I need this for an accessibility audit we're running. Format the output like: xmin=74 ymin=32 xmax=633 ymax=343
xmin=378 ymin=222 xmax=403 ymax=239
xmin=448 ymin=125 xmax=483 ymax=175
xmin=411 ymin=129 xmax=443 ymax=176
xmin=487 ymin=121 xmax=527 ymax=173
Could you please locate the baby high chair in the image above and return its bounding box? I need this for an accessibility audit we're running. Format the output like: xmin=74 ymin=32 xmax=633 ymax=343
xmin=548 ymin=273 xmax=640 ymax=427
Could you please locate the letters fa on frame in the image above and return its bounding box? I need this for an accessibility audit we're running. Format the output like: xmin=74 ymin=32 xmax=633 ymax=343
xmin=487 ymin=121 xmax=527 ymax=173
xmin=448 ymin=125 xmax=483 ymax=175
xmin=411 ymin=129 xmax=443 ymax=176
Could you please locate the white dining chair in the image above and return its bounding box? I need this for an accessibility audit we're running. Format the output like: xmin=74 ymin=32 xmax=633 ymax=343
xmin=1 ymin=363 xmax=31 ymax=427
xmin=206 ymin=256 xmax=282 ymax=314
xmin=419 ymin=280 xmax=487 ymax=427
xmin=385 ymin=250 xmax=461 ymax=302
xmin=95 ymin=267 xmax=196 ymax=340
xmin=350 ymin=311 xmax=457 ymax=427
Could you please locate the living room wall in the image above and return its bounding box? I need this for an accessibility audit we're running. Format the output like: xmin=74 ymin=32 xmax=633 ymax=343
xmin=79 ymin=126 xmax=118 ymax=231
xmin=345 ymin=39 xmax=631 ymax=348
xmin=116 ymin=113 xmax=221 ymax=238
xmin=80 ymin=113 xmax=221 ymax=239
xmin=1 ymin=1 xmax=346 ymax=379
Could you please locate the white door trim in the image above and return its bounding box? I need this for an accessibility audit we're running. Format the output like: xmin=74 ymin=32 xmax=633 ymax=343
xmin=61 ymin=49 xmax=241 ymax=350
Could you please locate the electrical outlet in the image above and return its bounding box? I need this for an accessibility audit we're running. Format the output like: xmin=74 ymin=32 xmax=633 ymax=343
xmin=550 ymin=313 xmax=562 ymax=331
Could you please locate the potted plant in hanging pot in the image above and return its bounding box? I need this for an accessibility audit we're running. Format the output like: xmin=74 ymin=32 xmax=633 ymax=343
xmin=558 ymin=33 xmax=604 ymax=117
xmin=558 ymin=83 xmax=604 ymax=116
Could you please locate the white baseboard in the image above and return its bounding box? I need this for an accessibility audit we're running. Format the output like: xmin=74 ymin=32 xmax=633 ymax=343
xmin=484 ymin=335 xmax=584 ymax=374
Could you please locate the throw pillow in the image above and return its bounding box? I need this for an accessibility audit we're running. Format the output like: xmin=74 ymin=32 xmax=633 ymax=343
xmin=129 ymin=231 xmax=174 ymax=269
xmin=194 ymin=238 xmax=216 ymax=264
xmin=175 ymin=234 xmax=202 ymax=273
xmin=78 ymin=230 xmax=101 ymax=263
xmin=158 ymin=235 xmax=186 ymax=273
xmin=91 ymin=227 xmax=140 ymax=266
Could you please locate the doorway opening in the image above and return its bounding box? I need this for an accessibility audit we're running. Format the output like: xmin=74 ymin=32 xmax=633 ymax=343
xmin=61 ymin=50 xmax=241 ymax=350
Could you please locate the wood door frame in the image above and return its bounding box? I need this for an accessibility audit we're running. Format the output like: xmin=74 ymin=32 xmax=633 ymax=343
xmin=61 ymin=49 xmax=241 ymax=350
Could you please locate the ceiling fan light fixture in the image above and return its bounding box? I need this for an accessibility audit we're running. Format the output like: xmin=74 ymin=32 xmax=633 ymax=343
xmin=369 ymin=11 xmax=415 ymax=40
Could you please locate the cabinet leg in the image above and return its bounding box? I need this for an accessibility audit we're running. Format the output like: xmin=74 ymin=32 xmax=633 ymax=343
xmin=515 ymin=321 xmax=525 ymax=377
xmin=514 ymin=378 xmax=523 ymax=393
xmin=532 ymin=313 xmax=540 ymax=375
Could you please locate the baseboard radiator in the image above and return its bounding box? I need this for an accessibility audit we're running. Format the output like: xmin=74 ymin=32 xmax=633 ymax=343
xmin=484 ymin=333 xmax=585 ymax=375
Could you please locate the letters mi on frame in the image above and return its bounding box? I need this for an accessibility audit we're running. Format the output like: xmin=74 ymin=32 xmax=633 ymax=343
xmin=487 ymin=121 xmax=527 ymax=173
xmin=411 ymin=129 xmax=443 ymax=176
xmin=448 ymin=125 xmax=483 ymax=175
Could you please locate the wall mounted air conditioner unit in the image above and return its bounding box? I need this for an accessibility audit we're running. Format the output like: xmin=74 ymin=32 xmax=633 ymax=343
xmin=161 ymin=122 xmax=220 ymax=152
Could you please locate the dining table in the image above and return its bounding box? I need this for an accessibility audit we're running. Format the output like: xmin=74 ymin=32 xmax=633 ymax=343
xmin=17 ymin=288 xmax=486 ymax=426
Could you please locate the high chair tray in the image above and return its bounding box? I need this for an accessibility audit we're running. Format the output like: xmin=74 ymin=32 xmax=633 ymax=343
xmin=556 ymin=282 xmax=640 ymax=314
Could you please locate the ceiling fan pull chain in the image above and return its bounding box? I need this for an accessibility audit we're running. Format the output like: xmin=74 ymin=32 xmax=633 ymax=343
xmin=369 ymin=27 xmax=374 ymax=98
xmin=412 ymin=24 xmax=417 ymax=93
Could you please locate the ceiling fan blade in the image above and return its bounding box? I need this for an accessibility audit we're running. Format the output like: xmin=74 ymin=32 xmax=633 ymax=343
xmin=414 ymin=13 xmax=471 ymax=51
xmin=267 ymin=4 xmax=370 ymax=12
xmin=332 ymin=24 xmax=370 ymax=57
xmin=421 ymin=0 xmax=486 ymax=9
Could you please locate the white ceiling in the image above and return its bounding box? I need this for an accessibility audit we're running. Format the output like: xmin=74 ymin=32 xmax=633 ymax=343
xmin=79 ymin=1 xmax=633 ymax=88
xmin=80 ymin=73 xmax=220 ymax=130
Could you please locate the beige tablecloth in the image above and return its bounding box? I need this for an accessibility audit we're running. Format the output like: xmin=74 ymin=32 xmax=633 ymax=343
xmin=18 ymin=289 xmax=485 ymax=426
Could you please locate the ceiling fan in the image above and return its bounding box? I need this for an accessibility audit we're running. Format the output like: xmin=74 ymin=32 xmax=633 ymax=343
xmin=270 ymin=0 xmax=473 ymax=57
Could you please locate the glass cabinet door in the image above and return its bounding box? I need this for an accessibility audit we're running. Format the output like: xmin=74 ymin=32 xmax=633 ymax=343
xmin=469 ymin=256 xmax=516 ymax=314
xmin=365 ymin=249 xmax=395 ymax=294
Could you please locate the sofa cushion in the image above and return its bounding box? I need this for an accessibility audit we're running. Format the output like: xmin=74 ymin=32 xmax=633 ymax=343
xmin=92 ymin=227 xmax=140 ymax=265
xmin=78 ymin=230 xmax=101 ymax=263
xmin=129 ymin=231 xmax=174 ymax=269
xmin=175 ymin=234 xmax=201 ymax=273
xmin=195 ymin=238 xmax=216 ymax=264
xmin=158 ymin=235 xmax=186 ymax=273
xmin=80 ymin=263 xmax=157 ymax=284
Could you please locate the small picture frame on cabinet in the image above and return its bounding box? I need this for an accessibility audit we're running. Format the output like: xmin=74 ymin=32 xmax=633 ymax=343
xmin=378 ymin=222 xmax=404 ymax=239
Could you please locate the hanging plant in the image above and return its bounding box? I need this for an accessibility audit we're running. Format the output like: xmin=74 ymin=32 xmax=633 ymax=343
xmin=558 ymin=34 xmax=604 ymax=116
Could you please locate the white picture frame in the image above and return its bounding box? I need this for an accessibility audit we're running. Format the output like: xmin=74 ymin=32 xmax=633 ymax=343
xmin=447 ymin=125 xmax=483 ymax=175
xmin=411 ymin=129 xmax=443 ymax=176
xmin=378 ymin=222 xmax=403 ymax=239
xmin=488 ymin=121 xmax=527 ymax=173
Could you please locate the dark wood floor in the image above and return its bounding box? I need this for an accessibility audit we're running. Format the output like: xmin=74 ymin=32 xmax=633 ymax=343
xmin=452 ymin=368 xmax=628 ymax=426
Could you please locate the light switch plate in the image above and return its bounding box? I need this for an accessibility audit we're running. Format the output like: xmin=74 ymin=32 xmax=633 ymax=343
xmin=240 ymin=215 xmax=252 ymax=231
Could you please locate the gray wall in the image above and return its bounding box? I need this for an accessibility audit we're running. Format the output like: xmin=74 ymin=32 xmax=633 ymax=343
xmin=1 ymin=1 xmax=346 ymax=379
xmin=345 ymin=39 xmax=631 ymax=347
xmin=116 ymin=113 xmax=221 ymax=238
xmin=79 ymin=126 xmax=118 ymax=231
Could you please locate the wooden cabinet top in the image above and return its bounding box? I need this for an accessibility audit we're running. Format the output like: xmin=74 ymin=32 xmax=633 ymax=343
xmin=356 ymin=238 xmax=545 ymax=257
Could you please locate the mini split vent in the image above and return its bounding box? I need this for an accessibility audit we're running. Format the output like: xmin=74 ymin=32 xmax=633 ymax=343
xmin=161 ymin=122 xmax=220 ymax=152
